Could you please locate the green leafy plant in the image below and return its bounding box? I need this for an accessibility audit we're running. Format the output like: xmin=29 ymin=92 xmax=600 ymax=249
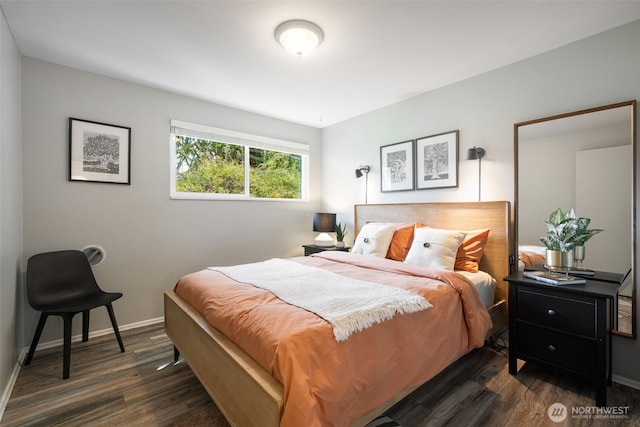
xmin=335 ymin=223 xmax=347 ymax=243
xmin=573 ymin=216 xmax=604 ymax=246
xmin=539 ymin=208 xmax=603 ymax=251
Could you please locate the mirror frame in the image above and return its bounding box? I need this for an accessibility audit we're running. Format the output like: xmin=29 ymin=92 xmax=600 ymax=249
xmin=514 ymin=100 xmax=637 ymax=339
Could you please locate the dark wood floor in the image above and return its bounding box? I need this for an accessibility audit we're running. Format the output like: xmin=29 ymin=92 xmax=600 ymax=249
xmin=1 ymin=323 xmax=221 ymax=427
xmin=2 ymin=323 xmax=639 ymax=426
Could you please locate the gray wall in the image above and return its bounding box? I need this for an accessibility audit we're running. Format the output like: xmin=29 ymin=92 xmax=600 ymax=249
xmin=321 ymin=21 xmax=640 ymax=383
xmin=0 ymin=8 xmax=22 ymax=413
xmin=21 ymin=58 xmax=322 ymax=345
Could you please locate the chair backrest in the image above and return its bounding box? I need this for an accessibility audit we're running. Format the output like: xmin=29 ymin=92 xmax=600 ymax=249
xmin=27 ymin=250 xmax=102 ymax=310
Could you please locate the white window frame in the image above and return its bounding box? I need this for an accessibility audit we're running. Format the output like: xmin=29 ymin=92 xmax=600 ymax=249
xmin=170 ymin=120 xmax=309 ymax=201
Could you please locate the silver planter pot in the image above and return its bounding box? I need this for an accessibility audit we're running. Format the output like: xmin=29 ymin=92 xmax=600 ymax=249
xmin=545 ymin=249 xmax=574 ymax=270
xmin=573 ymin=245 xmax=586 ymax=269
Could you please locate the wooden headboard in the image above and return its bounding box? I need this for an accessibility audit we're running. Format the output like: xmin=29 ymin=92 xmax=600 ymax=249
xmin=354 ymin=201 xmax=512 ymax=304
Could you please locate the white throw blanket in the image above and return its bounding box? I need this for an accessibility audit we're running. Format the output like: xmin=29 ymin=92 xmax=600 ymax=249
xmin=209 ymin=258 xmax=431 ymax=341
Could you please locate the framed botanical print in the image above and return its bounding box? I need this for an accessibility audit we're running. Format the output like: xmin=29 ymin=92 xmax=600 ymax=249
xmin=415 ymin=130 xmax=459 ymax=190
xmin=380 ymin=140 xmax=414 ymax=192
xmin=69 ymin=118 xmax=131 ymax=185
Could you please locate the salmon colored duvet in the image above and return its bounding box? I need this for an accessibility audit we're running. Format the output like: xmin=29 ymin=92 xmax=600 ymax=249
xmin=174 ymin=251 xmax=492 ymax=427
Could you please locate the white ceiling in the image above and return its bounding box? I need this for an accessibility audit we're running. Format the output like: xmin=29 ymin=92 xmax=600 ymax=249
xmin=2 ymin=1 xmax=640 ymax=128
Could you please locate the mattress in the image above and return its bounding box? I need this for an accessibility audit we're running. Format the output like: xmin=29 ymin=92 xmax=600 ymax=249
xmin=456 ymin=269 xmax=496 ymax=307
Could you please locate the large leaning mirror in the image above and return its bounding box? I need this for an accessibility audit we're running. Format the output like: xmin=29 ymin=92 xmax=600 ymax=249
xmin=515 ymin=100 xmax=637 ymax=338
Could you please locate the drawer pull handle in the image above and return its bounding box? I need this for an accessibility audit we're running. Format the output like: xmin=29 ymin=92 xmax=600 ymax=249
xmin=548 ymin=344 xmax=556 ymax=352
xmin=547 ymin=309 xmax=556 ymax=316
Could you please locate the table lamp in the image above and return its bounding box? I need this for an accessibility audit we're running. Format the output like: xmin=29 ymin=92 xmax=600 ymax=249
xmin=313 ymin=213 xmax=336 ymax=247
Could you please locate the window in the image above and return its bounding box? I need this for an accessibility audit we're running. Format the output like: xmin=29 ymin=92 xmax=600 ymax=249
xmin=170 ymin=120 xmax=309 ymax=200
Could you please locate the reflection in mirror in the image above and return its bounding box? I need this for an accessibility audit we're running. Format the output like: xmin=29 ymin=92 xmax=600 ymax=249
xmin=515 ymin=100 xmax=636 ymax=338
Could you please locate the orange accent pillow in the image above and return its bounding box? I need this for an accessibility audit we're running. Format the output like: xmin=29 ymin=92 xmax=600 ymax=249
xmin=454 ymin=229 xmax=490 ymax=272
xmin=364 ymin=222 xmax=419 ymax=261
xmin=385 ymin=223 xmax=417 ymax=261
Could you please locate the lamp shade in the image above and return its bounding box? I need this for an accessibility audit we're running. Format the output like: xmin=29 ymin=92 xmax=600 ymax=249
xmin=466 ymin=146 xmax=486 ymax=160
xmin=355 ymin=165 xmax=370 ymax=178
xmin=313 ymin=213 xmax=336 ymax=232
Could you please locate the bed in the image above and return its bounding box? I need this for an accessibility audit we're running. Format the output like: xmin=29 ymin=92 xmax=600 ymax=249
xmin=164 ymin=201 xmax=512 ymax=427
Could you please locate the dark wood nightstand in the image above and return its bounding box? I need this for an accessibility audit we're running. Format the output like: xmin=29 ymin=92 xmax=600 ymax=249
xmin=302 ymin=245 xmax=351 ymax=256
xmin=505 ymin=272 xmax=619 ymax=407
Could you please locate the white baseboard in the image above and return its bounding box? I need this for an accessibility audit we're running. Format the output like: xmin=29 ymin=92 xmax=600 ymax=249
xmin=613 ymin=374 xmax=640 ymax=390
xmin=0 ymin=347 xmax=27 ymax=422
xmin=30 ymin=316 xmax=164 ymax=351
xmin=0 ymin=317 xmax=164 ymax=422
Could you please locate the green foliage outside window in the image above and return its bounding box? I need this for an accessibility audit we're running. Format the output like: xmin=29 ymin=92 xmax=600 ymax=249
xmin=176 ymin=158 xmax=245 ymax=194
xmin=175 ymin=136 xmax=302 ymax=199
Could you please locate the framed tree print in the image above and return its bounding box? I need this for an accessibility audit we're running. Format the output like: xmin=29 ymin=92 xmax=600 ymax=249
xmin=69 ymin=118 xmax=131 ymax=184
xmin=380 ymin=140 xmax=414 ymax=192
xmin=415 ymin=130 xmax=459 ymax=190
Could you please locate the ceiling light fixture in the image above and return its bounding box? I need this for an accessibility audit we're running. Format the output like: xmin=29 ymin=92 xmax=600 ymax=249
xmin=275 ymin=20 xmax=324 ymax=57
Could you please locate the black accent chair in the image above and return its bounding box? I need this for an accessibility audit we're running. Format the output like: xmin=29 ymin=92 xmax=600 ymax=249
xmin=25 ymin=250 xmax=125 ymax=379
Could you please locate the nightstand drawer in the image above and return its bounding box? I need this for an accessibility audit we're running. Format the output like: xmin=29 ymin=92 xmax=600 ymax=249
xmin=517 ymin=289 xmax=595 ymax=338
xmin=516 ymin=322 xmax=595 ymax=376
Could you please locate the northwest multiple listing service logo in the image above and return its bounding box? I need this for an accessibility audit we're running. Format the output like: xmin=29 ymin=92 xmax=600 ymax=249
xmin=548 ymin=403 xmax=568 ymax=422
xmin=548 ymin=403 xmax=630 ymax=422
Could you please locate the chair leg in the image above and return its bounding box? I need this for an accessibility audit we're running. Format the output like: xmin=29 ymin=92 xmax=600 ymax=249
xmin=105 ymin=303 xmax=125 ymax=352
xmin=174 ymin=346 xmax=180 ymax=363
xmin=24 ymin=313 xmax=48 ymax=366
xmin=62 ymin=313 xmax=74 ymax=379
xmin=82 ymin=310 xmax=90 ymax=342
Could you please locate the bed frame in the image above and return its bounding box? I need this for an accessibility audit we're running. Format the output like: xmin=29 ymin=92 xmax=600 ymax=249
xmin=164 ymin=201 xmax=512 ymax=427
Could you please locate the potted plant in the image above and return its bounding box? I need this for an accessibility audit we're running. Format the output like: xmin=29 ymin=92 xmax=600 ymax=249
xmin=539 ymin=208 xmax=602 ymax=269
xmin=335 ymin=223 xmax=347 ymax=248
xmin=572 ymin=216 xmax=603 ymax=269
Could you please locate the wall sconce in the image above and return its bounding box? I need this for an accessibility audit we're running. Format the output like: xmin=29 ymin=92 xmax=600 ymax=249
xmin=355 ymin=165 xmax=371 ymax=204
xmin=466 ymin=146 xmax=486 ymax=201
xmin=313 ymin=212 xmax=336 ymax=246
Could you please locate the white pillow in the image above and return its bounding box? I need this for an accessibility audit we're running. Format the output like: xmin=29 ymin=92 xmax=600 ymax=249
xmin=352 ymin=223 xmax=397 ymax=257
xmin=404 ymin=227 xmax=466 ymax=270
